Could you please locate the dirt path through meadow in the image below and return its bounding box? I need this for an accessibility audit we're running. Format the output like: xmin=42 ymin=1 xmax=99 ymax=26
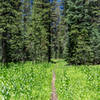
xmin=51 ymin=71 xmax=58 ymax=100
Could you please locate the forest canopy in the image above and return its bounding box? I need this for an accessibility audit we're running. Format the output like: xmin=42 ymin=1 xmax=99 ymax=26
xmin=0 ymin=0 xmax=100 ymax=65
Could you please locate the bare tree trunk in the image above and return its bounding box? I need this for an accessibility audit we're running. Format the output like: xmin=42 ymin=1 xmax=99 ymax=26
xmin=2 ymin=32 xmax=8 ymax=64
xmin=48 ymin=32 xmax=51 ymax=62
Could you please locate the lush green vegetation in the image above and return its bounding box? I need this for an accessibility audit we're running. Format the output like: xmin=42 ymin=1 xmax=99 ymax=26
xmin=0 ymin=59 xmax=100 ymax=100
xmin=0 ymin=62 xmax=54 ymax=100
xmin=0 ymin=0 xmax=99 ymax=65
xmin=63 ymin=0 xmax=100 ymax=65
xmin=55 ymin=60 xmax=100 ymax=100
xmin=0 ymin=0 xmax=100 ymax=100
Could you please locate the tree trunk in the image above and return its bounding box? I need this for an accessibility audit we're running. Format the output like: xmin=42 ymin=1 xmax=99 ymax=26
xmin=48 ymin=33 xmax=51 ymax=62
xmin=2 ymin=33 xmax=8 ymax=64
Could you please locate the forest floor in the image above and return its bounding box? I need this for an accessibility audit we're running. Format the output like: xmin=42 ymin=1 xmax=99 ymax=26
xmin=0 ymin=59 xmax=100 ymax=100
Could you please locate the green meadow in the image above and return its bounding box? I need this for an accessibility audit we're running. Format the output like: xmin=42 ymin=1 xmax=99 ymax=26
xmin=55 ymin=60 xmax=100 ymax=100
xmin=0 ymin=60 xmax=100 ymax=100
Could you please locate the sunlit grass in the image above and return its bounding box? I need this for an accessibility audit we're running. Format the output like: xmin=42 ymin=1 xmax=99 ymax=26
xmin=0 ymin=62 xmax=54 ymax=100
xmin=55 ymin=59 xmax=100 ymax=100
xmin=0 ymin=59 xmax=99 ymax=100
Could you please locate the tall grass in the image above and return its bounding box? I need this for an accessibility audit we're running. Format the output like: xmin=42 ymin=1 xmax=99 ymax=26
xmin=55 ymin=60 xmax=100 ymax=100
xmin=0 ymin=59 xmax=99 ymax=100
xmin=0 ymin=62 xmax=53 ymax=100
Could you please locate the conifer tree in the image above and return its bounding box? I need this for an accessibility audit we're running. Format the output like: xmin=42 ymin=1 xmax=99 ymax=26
xmin=90 ymin=0 xmax=100 ymax=64
xmin=63 ymin=0 xmax=95 ymax=64
xmin=0 ymin=0 xmax=22 ymax=63
xmin=51 ymin=0 xmax=61 ymax=59
xmin=27 ymin=0 xmax=50 ymax=62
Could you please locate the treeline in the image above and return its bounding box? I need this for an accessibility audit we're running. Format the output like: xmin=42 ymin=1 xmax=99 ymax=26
xmin=62 ymin=0 xmax=100 ymax=65
xmin=0 ymin=0 xmax=23 ymax=63
xmin=0 ymin=0 xmax=62 ymax=64
xmin=0 ymin=0 xmax=100 ymax=65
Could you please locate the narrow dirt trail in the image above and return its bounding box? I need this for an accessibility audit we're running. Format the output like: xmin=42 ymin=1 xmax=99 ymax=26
xmin=51 ymin=71 xmax=58 ymax=100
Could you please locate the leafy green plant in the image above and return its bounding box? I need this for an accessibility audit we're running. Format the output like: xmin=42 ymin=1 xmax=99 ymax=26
xmin=55 ymin=59 xmax=100 ymax=100
xmin=0 ymin=62 xmax=53 ymax=100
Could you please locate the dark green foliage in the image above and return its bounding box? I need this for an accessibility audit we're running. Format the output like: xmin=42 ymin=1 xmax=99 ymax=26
xmin=21 ymin=0 xmax=52 ymax=62
xmin=90 ymin=0 xmax=100 ymax=64
xmin=27 ymin=0 xmax=49 ymax=62
xmin=0 ymin=0 xmax=99 ymax=65
xmin=0 ymin=0 xmax=22 ymax=63
xmin=50 ymin=0 xmax=64 ymax=59
xmin=63 ymin=0 xmax=100 ymax=65
xmin=0 ymin=0 xmax=52 ymax=63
